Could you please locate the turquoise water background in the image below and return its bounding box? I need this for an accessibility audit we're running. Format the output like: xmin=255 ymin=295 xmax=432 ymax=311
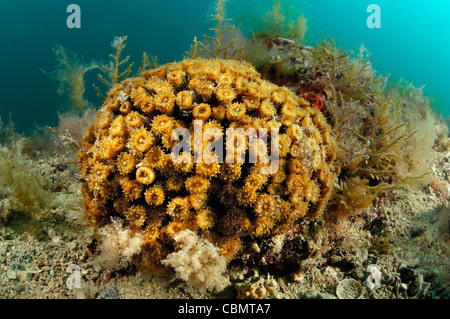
xmin=0 ymin=0 xmax=448 ymax=134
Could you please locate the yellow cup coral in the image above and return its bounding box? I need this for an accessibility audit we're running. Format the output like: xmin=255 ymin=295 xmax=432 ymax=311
xmin=79 ymin=58 xmax=339 ymax=272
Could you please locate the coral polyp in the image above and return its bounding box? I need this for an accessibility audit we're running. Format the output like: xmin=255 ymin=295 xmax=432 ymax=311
xmin=78 ymin=58 xmax=339 ymax=272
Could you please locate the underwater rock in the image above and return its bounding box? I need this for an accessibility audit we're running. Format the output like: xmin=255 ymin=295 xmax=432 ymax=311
xmin=272 ymin=37 xmax=297 ymax=48
xmin=336 ymin=278 xmax=364 ymax=299
xmin=6 ymin=269 xmax=17 ymax=280
xmin=15 ymin=284 xmax=25 ymax=293
xmin=401 ymin=258 xmax=420 ymax=269
xmin=10 ymin=261 xmax=25 ymax=271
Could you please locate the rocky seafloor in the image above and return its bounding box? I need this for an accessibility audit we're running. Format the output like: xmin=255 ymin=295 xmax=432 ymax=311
xmin=0 ymin=138 xmax=448 ymax=299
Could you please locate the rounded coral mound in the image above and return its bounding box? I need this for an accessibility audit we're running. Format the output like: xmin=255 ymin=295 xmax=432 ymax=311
xmin=79 ymin=58 xmax=339 ymax=271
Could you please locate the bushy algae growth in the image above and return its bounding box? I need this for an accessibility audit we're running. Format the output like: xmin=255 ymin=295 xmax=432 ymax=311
xmin=247 ymin=34 xmax=439 ymax=218
xmin=0 ymin=139 xmax=54 ymax=229
xmin=43 ymin=45 xmax=100 ymax=114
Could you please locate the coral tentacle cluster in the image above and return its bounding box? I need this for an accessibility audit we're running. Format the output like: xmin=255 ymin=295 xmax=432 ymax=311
xmin=79 ymin=58 xmax=339 ymax=270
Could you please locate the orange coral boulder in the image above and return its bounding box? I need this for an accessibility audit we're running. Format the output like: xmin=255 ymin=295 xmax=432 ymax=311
xmin=78 ymin=58 xmax=339 ymax=271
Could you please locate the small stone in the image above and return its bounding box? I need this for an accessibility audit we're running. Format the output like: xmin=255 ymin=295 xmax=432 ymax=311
xmin=421 ymin=282 xmax=431 ymax=297
xmin=10 ymin=262 xmax=24 ymax=271
xmin=404 ymin=258 xmax=420 ymax=269
xmin=24 ymin=272 xmax=35 ymax=281
xmin=7 ymin=269 xmax=17 ymax=280
xmin=68 ymin=242 xmax=78 ymax=250
xmin=303 ymin=288 xmax=319 ymax=299
xmin=336 ymin=278 xmax=364 ymax=299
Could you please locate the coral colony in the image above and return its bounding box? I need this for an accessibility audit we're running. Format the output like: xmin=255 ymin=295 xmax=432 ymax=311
xmin=79 ymin=58 xmax=339 ymax=275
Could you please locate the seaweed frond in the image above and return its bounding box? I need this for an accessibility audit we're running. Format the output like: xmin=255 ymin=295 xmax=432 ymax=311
xmin=328 ymin=66 xmax=439 ymax=218
xmin=139 ymin=52 xmax=158 ymax=75
xmin=93 ymin=36 xmax=134 ymax=100
xmin=329 ymin=83 xmax=414 ymax=217
xmin=43 ymin=45 xmax=99 ymax=114
xmin=187 ymin=0 xmax=243 ymax=60
xmin=305 ymin=37 xmax=388 ymax=104
xmin=0 ymin=139 xmax=55 ymax=233
xmin=0 ymin=114 xmax=17 ymax=147
xmin=254 ymin=0 xmax=308 ymax=43
xmin=185 ymin=36 xmax=200 ymax=59
xmin=334 ymin=177 xmax=404 ymax=218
